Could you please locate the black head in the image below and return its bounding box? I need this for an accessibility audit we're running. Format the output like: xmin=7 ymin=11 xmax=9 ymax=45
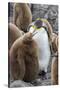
xmin=27 ymin=19 xmax=44 ymax=32
xmin=34 ymin=19 xmax=43 ymax=29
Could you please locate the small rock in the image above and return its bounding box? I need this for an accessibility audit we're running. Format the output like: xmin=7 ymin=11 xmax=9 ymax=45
xmin=10 ymin=80 xmax=33 ymax=88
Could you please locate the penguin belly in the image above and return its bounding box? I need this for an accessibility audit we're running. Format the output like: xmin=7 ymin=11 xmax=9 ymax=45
xmin=33 ymin=28 xmax=51 ymax=73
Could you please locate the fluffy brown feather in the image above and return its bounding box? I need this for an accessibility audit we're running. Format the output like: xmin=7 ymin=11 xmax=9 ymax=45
xmin=8 ymin=23 xmax=24 ymax=49
xmin=14 ymin=3 xmax=32 ymax=32
xmin=10 ymin=32 xmax=39 ymax=81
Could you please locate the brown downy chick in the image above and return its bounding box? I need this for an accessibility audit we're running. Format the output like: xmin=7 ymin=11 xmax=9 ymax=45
xmin=14 ymin=3 xmax=32 ymax=32
xmin=51 ymin=33 xmax=58 ymax=85
xmin=51 ymin=56 xmax=58 ymax=85
xmin=8 ymin=23 xmax=24 ymax=49
xmin=10 ymin=32 xmax=39 ymax=81
xmin=51 ymin=33 xmax=58 ymax=53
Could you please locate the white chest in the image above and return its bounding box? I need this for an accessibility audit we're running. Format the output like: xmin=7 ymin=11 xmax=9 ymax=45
xmin=33 ymin=28 xmax=51 ymax=72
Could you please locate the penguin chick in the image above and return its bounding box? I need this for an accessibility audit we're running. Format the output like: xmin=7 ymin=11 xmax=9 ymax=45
xmin=14 ymin=3 xmax=32 ymax=32
xmin=8 ymin=23 xmax=24 ymax=49
xmin=10 ymin=32 xmax=39 ymax=81
xmin=51 ymin=33 xmax=58 ymax=53
xmin=51 ymin=56 xmax=58 ymax=85
xmin=51 ymin=33 xmax=58 ymax=85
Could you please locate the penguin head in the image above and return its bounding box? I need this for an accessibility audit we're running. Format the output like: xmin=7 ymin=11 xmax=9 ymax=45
xmin=27 ymin=18 xmax=47 ymax=36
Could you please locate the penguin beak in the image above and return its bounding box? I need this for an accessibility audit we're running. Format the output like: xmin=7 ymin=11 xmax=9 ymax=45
xmin=27 ymin=19 xmax=44 ymax=37
xmin=29 ymin=26 xmax=38 ymax=37
xmin=32 ymin=31 xmax=38 ymax=37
